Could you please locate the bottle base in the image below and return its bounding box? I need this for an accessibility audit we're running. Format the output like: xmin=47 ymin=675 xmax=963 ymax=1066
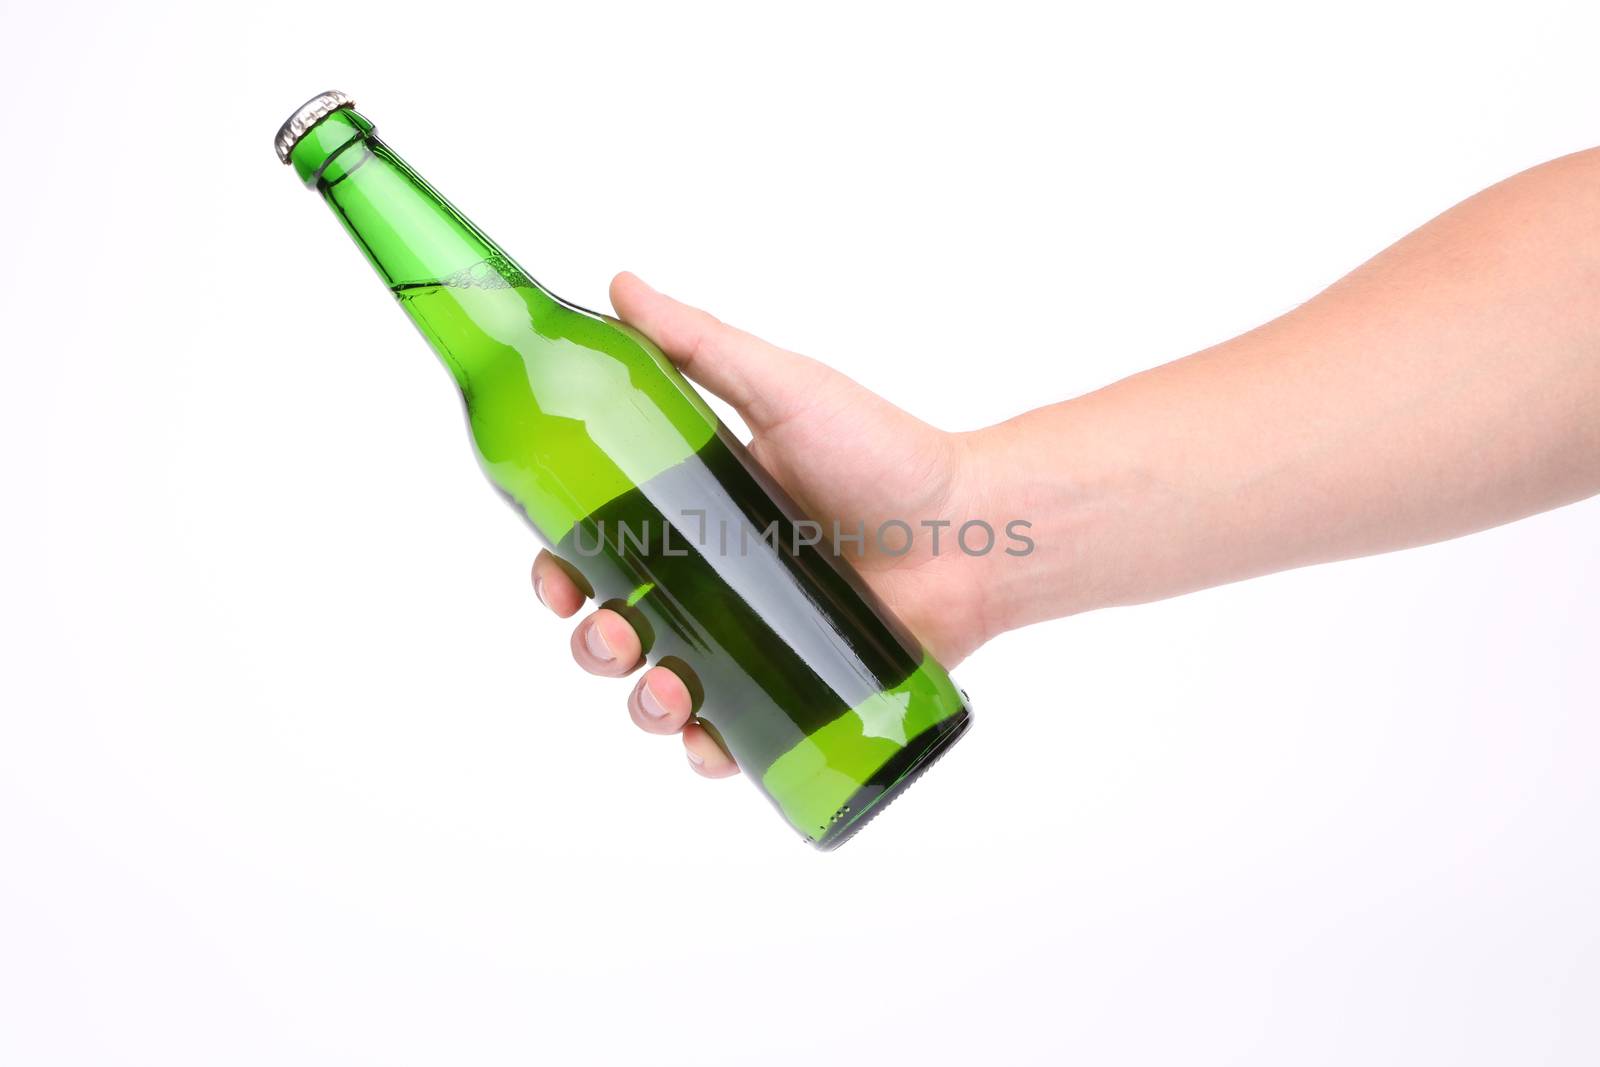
xmin=812 ymin=703 xmax=973 ymax=851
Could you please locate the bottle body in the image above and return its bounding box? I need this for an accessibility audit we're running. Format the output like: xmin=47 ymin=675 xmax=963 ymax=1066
xmin=286 ymin=101 xmax=970 ymax=846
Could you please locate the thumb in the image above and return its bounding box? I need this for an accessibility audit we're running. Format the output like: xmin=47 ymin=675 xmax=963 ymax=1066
xmin=609 ymin=271 xmax=831 ymax=433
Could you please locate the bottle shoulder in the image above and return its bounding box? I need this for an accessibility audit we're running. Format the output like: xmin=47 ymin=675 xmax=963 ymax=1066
xmin=396 ymin=269 xmax=715 ymax=419
xmin=393 ymin=265 xmax=721 ymax=539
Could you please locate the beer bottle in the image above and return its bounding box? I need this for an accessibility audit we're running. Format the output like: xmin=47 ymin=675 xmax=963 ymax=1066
xmin=276 ymin=91 xmax=972 ymax=848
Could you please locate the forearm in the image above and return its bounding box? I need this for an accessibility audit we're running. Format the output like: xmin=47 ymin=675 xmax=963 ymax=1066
xmin=969 ymin=147 xmax=1600 ymax=634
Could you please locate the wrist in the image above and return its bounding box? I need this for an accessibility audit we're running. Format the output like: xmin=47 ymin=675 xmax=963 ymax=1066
xmin=953 ymin=401 xmax=1145 ymax=638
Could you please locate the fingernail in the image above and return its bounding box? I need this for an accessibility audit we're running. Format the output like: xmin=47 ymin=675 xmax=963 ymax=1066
xmin=533 ymin=574 xmax=550 ymax=609
xmin=637 ymin=682 xmax=669 ymax=720
xmin=686 ymin=748 xmax=705 ymax=768
xmin=584 ymin=619 xmax=616 ymax=663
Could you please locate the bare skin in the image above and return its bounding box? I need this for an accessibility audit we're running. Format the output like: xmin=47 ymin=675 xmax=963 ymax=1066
xmin=535 ymin=148 xmax=1600 ymax=777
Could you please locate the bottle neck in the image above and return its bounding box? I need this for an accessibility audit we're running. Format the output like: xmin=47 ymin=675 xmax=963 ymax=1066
xmin=294 ymin=110 xmax=520 ymax=290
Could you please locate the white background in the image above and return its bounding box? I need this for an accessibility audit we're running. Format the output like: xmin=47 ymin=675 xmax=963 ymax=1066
xmin=3 ymin=1 xmax=1598 ymax=1063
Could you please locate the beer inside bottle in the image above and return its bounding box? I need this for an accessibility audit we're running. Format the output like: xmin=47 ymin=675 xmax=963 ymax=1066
xmin=277 ymin=92 xmax=971 ymax=848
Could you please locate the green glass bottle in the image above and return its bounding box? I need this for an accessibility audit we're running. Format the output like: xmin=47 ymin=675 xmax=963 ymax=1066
xmin=276 ymin=91 xmax=971 ymax=848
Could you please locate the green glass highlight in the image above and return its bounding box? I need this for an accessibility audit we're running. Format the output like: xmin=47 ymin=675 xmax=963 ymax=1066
xmin=282 ymin=98 xmax=971 ymax=847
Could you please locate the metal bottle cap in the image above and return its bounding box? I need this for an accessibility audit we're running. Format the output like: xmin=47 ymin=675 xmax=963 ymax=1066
xmin=274 ymin=90 xmax=356 ymax=163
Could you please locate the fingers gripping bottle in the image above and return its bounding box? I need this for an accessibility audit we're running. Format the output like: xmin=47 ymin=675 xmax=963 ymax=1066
xmin=276 ymin=91 xmax=972 ymax=848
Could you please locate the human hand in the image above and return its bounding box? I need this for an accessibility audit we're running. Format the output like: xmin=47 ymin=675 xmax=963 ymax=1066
xmin=531 ymin=272 xmax=997 ymax=777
